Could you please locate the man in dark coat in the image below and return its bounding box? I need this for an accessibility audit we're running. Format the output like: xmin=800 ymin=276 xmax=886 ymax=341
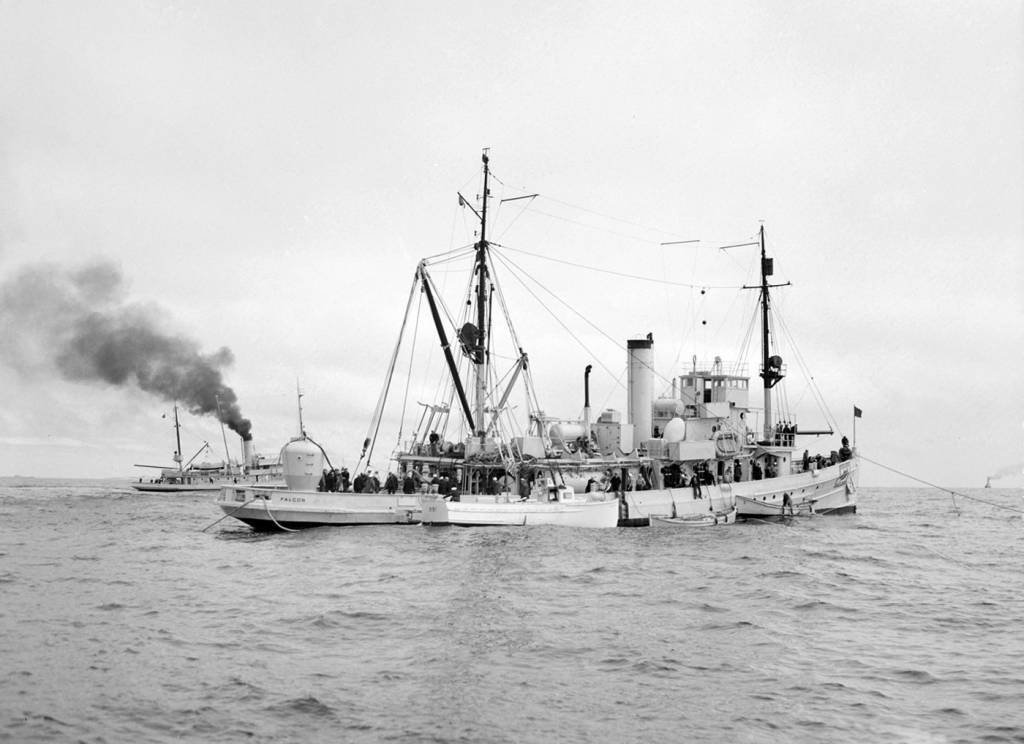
xmin=353 ymin=472 xmax=367 ymax=494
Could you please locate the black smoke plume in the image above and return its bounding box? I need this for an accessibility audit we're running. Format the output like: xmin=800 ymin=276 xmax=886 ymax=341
xmin=0 ymin=260 xmax=252 ymax=439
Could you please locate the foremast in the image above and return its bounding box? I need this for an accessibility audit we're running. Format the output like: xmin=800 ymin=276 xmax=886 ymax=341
xmin=752 ymin=225 xmax=789 ymax=443
xmin=472 ymin=151 xmax=491 ymax=439
xmin=172 ymin=404 xmax=184 ymax=477
xmin=418 ymin=150 xmax=495 ymax=446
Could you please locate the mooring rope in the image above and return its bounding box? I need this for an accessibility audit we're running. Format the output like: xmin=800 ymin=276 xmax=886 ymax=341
xmin=200 ymin=496 xmax=258 ymax=532
xmin=859 ymin=454 xmax=1024 ymax=514
xmin=262 ymin=496 xmax=300 ymax=532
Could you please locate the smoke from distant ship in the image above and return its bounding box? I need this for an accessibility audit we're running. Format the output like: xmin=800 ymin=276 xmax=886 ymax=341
xmin=0 ymin=260 xmax=252 ymax=439
xmin=987 ymin=462 xmax=1024 ymax=482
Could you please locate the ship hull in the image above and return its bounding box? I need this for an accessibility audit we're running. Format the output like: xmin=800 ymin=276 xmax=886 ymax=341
xmin=216 ymin=486 xmax=422 ymax=531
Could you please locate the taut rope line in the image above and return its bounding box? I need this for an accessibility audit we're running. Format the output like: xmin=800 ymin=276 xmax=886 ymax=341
xmin=859 ymin=454 xmax=1024 ymax=515
xmin=200 ymin=496 xmax=258 ymax=532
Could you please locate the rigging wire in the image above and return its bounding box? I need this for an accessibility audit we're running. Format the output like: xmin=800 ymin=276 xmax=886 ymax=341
xmin=535 ymin=193 xmax=687 ymax=240
xmin=737 ymin=292 xmax=759 ymax=364
xmin=501 ymin=245 xmax=745 ymax=290
xmin=492 ymin=247 xmax=685 ymax=394
xmin=393 ymin=285 xmax=423 ymax=458
xmin=422 ymin=263 xmax=468 ymax=336
xmin=483 ymin=171 xmax=692 ymax=244
xmin=769 ymin=307 xmax=794 ymax=425
xmin=595 ymin=364 xmax=629 ymax=420
xmin=421 ymin=243 xmax=477 ymax=265
xmin=495 ymin=195 xmax=537 ymax=241
xmin=494 ymin=248 xmax=630 ymax=354
xmin=513 ymin=206 xmax=666 ymax=246
xmin=486 ymin=249 xmax=527 ymax=358
xmin=490 ymin=250 xmax=625 ymax=386
xmin=361 ymin=270 xmax=421 ymax=471
xmin=772 ymin=304 xmax=840 ymax=434
xmin=858 ymin=454 xmax=1024 ymax=515
xmin=488 ymin=251 xmax=544 ymax=420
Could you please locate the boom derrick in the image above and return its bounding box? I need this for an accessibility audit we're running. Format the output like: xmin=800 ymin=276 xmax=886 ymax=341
xmin=418 ymin=263 xmax=475 ymax=433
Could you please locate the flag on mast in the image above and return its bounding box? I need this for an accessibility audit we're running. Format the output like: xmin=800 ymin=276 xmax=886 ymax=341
xmin=853 ymin=405 xmax=863 ymax=418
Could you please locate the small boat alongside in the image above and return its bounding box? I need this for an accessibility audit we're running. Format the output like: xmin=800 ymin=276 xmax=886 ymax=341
xmin=650 ymin=507 xmax=737 ymax=527
xmin=421 ymin=486 xmax=619 ymax=528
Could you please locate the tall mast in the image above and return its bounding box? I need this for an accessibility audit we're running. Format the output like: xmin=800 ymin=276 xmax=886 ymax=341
xmin=473 ymin=150 xmax=491 ymax=437
xmin=172 ymin=404 xmax=183 ymax=476
xmin=760 ymin=225 xmax=771 ymax=440
xmin=296 ymin=379 xmax=306 ymax=438
xmin=757 ymin=225 xmax=787 ymax=441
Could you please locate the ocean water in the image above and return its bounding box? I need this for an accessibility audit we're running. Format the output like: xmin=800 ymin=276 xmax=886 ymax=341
xmin=1 ymin=481 xmax=1022 ymax=743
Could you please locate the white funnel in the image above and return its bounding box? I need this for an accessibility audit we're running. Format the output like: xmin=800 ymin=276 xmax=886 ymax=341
xmin=242 ymin=438 xmax=255 ymax=468
xmin=627 ymin=334 xmax=654 ymax=440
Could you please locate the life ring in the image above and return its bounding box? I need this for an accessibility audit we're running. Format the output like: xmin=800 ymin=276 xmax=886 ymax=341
xmin=714 ymin=431 xmax=741 ymax=457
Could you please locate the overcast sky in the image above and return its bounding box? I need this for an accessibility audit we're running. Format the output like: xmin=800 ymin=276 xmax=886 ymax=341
xmin=1 ymin=1 xmax=1021 ymax=487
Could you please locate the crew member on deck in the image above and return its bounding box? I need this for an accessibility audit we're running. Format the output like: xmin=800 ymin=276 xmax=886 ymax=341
xmin=839 ymin=436 xmax=852 ymax=462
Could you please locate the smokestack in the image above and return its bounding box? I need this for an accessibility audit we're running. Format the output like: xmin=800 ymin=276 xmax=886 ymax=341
xmin=627 ymin=333 xmax=654 ymax=440
xmin=583 ymin=364 xmax=592 ymax=440
xmin=242 ymin=437 xmax=255 ymax=468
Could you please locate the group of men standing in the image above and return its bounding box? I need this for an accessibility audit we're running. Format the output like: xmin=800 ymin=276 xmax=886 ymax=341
xmin=318 ymin=468 xmax=402 ymax=494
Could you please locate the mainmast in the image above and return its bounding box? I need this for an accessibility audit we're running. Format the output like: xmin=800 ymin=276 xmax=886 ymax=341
xmin=296 ymin=380 xmax=306 ymax=438
xmin=172 ymin=404 xmax=183 ymax=477
xmin=757 ymin=225 xmax=786 ymax=441
xmin=472 ymin=150 xmax=491 ymax=437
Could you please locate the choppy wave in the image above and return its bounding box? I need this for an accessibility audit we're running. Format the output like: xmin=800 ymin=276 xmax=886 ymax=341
xmin=1 ymin=484 xmax=1022 ymax=742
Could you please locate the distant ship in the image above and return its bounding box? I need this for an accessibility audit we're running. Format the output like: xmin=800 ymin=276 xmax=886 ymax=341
xmin=132 ymin=405 xmax=282 ymax=493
